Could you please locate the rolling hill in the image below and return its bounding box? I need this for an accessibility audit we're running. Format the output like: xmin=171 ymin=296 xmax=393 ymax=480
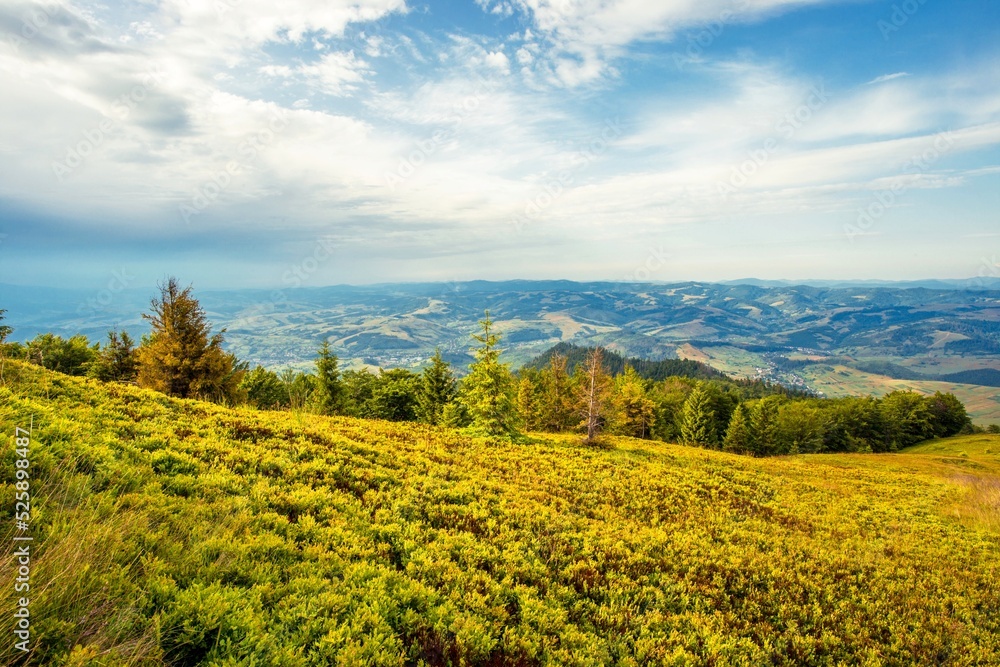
xmin=6 ymin=279 xmax=1000 ymax=422
xmin=2 ymin=361 xmax=999 ymax=665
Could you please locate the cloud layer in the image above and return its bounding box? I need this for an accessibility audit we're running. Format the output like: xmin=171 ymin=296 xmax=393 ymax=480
xmin=0 ymin=0 xmax=998 ymax=288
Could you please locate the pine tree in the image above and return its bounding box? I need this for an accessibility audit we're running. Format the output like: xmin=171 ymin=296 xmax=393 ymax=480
xmin=417 ymin=348 xmax=457 ymax=425
xmin=679 ymin=383 xmax=718 ymax=447
xmin=516 ymin=370 xmax=543 ymax=431
xmin=88 ymin=330 xmax=138 ymax=382
xmin=137 ymin=278 xmax=243 ymax=401
xmin=313 ymin=339 xmax=343 ymax=415
xmin=442 ymin=399 xmax=472 ymax=428
xmin=723 ymin=403 xmax=752 ymax=454
xmin=748 ymin=396 xmax=782 ymax=456
xmin=371 ymin=368 xmax=421 ymax=422
xmin=239 ymin=366 xmax=288 ymax=409
xmin=463 ymin=311 xmax=520 ymax=437
xmin=539 ymin=353 xmax=576 ymax=432
xmin=612 ymin=365 xmax=655 ymax=439
xmin=577 ymin=347 xmax=613 ymax=445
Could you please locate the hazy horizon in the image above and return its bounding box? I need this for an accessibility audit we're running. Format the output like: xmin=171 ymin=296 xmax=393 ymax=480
xmin=2 ymin=274 xmax=1000 ymax=293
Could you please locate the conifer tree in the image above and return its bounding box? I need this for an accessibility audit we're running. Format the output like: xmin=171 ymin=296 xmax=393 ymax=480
xmin=313 ymin=339 xmax=343 ymax=415
xmin=723 ymin=403 xmax=752 ymax=454
xmin=88 ymin=330 xmax=138 ymax=382
xmin=239 ymin=366 xmax=288 ymax=409
xmin=539 ymin=353 xmax=577 ymax=432
xmin=137 ymin=278 xmax=243 ymax=401
xmin=417 ymin=348 xmax=457 ymax=425
xmin=516 ymin=368 xmax=544 ymax=431
xmin=442 ymin=399 xmax=472 ymax=428
xmin=679 ymin=383 xmax=718 ymax=447
xmin=612 ymin=365 xmax=655 ymax=439
xmin=749 ymin=396 xmax=782 ymax=456
xmin=463 ymin=310 xmax=520 ymax=437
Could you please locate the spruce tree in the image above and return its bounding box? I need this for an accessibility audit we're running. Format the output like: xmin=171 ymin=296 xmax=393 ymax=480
xmin=749 ymin=396 xmax=782 ymax=456
xmin=679 ymin=383 xmax=718 ymax=447
xmin=516 ymin=369 xmax=544 ymax=431
xmin=314 ymin=339 xmax=343 ymax=415
xmin=539 ymin=353 xmax=576 ymax=432
xmin=88 ymin=330 xmax=138 ymax=382
xmin=239 ymin=366 xmax=288 ymax=409
xmin=442 ymin=399 xmax=472 ymax=428
xmin=417 ymin=348 xmax=457 ymax=425
xmin=138 ymin=278 xmax=243 ymax=401
xmin=463 ymin=311 xmax=520 ymax=437
xmin=723 ymin=403 xmax=752 ymax=454
xmin=613 ymin=365 xmax=655 ymax=439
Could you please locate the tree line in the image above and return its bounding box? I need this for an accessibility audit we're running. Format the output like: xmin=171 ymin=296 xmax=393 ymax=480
xmin=1 ymin=279 xmax=991 ymax=454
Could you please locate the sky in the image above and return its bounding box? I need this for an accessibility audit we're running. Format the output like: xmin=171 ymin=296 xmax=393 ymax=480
xmin=0 ymin=0 xmax=998 ymax=290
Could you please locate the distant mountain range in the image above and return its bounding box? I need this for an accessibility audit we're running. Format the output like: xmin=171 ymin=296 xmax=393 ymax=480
xmin=720 ymin=277 xmax=1000 ymax=290
xmin=5 ymin=278 xmax=1000 ymax=421
xmin=3 ymin=279 xmax=999 ymax=371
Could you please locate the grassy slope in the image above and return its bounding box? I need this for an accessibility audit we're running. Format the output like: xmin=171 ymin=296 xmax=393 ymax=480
xmin=1 ymin=361 xmax=999 ymax=666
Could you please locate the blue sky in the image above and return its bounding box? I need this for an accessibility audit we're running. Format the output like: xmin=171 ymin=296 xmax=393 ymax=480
xmin=0 ymin=0 xmax=998 ymax=289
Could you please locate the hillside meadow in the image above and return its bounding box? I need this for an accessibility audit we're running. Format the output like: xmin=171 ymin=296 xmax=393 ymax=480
xmin=1 ymin=360 xmax=999 ymax=665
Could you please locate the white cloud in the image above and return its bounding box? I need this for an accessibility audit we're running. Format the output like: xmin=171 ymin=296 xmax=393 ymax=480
xmin=300 ymin=51 xmax=370 ymax=96
xmin=485 ymin=50 xmax=510 ymax=74
xmin=502 ymin=0 xmax=848 ymax=87
xmin=159 ymin=0 xmax=407 ymax=48
xmin=260 ymin=65 xmax=295 ymax=77
xmin=867 ymin=72 xmax=910 ymax=85
xmin=1 ymin=0 xmax=999 ymax=285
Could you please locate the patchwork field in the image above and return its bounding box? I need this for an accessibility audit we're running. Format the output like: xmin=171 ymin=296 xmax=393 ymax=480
xmin=798 ymin=365 xmax=1000 ymax=425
